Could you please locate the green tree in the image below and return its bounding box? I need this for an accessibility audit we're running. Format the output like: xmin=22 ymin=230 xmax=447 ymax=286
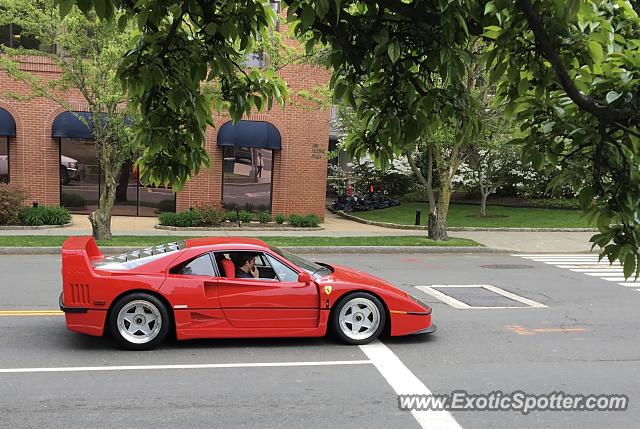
xmin=57 ymin=0 xmax=288 ymax=189
xmin=63 ymin=0 xmax=640 ymax=274
xmin=0 ymin=1 xmax=138 ymax=239
xmin=485 ymin=0 xmax=640 ymax=276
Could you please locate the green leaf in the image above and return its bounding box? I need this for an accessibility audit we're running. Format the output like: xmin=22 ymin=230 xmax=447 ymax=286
xmin=606 ymin=91 xmax=622 ymax=104
xmin=59 ymin=0 xmax=74 ymax=17
xmin=624 ymin=253 xmax=636 ymax=279
xmin=388 ymin=41 xmax=400 ymax=63
xmin=316 ymin=0 xmax=330 ymax=19
xmin=118 ymin=15 xmax=129 ymax=31
xmin=301 ymin=4 xmax=315 ymax=27
xmin=205 ymin=22 xmax=217 ymax=35
xmin=76 ymin=0 xmax=91 ymax=13
xmin=578 ymin=187 xmax=596 ymax=210
xmin=94 ymin=0 xmax=107 ymax=19
xmin=587 ymin=40 xmax=604 ymax=65
xmin=517 ymin=77 xmax=529 ymax=96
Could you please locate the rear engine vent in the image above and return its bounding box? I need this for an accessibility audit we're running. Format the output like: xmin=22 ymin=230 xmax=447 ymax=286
xmin=70 ymin=283 xmax=91 ymax=305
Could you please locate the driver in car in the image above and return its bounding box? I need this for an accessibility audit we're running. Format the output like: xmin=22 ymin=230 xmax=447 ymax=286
xmin=232 ymin=253 xmax=260 ymax=279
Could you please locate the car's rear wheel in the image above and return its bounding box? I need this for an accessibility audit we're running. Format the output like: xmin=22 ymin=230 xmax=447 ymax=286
xmin=331 ymin=292 xmax=386 ymax=345
xmin=109 ymin=293 xmax=169 ymax=350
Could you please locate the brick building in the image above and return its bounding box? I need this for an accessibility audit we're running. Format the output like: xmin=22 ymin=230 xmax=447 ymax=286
xmin=0 ymin=25 xmax=329 ymax=219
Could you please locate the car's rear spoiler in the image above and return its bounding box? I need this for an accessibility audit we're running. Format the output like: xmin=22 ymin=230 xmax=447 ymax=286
xmin=62 ymin=236 xmax=102 ymax=260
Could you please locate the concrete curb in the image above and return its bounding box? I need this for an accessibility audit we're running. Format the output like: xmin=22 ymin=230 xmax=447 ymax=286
xmin=0 ymin=245 xmax=502 ymax=255
xmin=155 ymin=224 xmax=323 ymax=231
xmin=0 ymin=223 xmax=72 ymax=230
xmin=333 ymin=210 xmax=597 ymax=232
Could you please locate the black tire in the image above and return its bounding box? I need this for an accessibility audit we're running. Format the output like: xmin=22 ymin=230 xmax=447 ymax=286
xmin=60 ymin=165 xmax=70 ymax=185
xmin=108 ymin=293 xmax=170 ymax=351
xmin=330 ymin=292 xmax=386 ymax=345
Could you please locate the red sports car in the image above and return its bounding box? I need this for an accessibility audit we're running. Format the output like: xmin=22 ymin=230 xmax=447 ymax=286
xmin=60 ymin=236 xmax=436 ymax=350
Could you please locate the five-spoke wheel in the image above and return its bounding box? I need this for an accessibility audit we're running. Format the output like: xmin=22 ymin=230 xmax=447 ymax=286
xmin=331 ymin=292 xmax=385 ymax=345
xmin=109 ymin=293 xmax=169 ymax=350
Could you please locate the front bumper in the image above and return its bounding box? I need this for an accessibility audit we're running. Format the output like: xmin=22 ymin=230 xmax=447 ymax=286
xmin=409 ymin=324 xmax=437 ymax=335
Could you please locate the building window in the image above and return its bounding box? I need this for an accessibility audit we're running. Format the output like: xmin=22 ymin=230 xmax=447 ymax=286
xmin=222 ymin=147 xmax=273 ymax=212
xmin=0 ymin=24 xmax=54 ymax=52
xmin=59 ymin=138 xmax=175 ymax=216
xmin=0 ymin=137 xmax=8 ymax=183
xmin=60 ymin=138 xmax=100 ymax=213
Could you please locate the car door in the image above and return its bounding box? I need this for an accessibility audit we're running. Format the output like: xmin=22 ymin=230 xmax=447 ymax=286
xmin=217 ymin=251 xmax=320 ymax=328
xmin=161 ymin=252 xmax=224 ymax=333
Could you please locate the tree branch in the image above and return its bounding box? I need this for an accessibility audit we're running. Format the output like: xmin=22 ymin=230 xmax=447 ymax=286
xmin=515 ymin=0 xmax=635 ymax=123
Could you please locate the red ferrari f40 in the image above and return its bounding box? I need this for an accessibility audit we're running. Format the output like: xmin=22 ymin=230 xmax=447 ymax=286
xmin=60 ymin=237 xmax=436 ymax=350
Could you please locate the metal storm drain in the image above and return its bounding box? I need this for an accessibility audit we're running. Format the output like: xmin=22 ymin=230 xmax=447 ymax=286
xmin=415 ymin=285 xmax=547 ymax=309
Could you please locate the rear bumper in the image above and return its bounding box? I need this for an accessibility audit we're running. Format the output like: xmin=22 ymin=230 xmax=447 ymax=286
xmin=59 ymin=292 xmax=87 ymax=314
xmin=59 ymin=292 xmax=106 ymax=337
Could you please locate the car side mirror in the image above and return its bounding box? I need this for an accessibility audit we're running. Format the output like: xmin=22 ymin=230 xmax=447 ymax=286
xmin=298 ymin=272 xmax=312 ymax=284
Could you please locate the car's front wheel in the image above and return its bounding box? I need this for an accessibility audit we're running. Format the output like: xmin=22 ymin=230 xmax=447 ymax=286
xmin=109 ymin=293 xmax=169 ymax=350
xmin=331 ymin=292 xmax=386 ymax=345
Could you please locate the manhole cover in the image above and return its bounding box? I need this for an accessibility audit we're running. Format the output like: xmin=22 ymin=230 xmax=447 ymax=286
xmin=415 ymin=285 xmax=547 ymax=309
xmin=481 ymin=264 xmax=534 ymax=269
xmin=431 ymin=286 xmax=524 ymax=307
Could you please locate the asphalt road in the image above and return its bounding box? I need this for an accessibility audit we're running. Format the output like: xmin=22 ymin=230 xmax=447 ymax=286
xmin=0 ymin=253 xmax=639 ymax=428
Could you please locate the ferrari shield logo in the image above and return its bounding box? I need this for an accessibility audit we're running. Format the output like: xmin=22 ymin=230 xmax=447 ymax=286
xmin=324 ymin=286 xmax=332 ymax=295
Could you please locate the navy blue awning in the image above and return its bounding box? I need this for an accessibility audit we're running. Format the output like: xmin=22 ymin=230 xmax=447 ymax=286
xmin=217 ymin=120 xmax=281 ymax=150
xmin=51 ymin=111 xmax=93 ymax=139
xmin=0 ymin=108 xmax=16 ymax=137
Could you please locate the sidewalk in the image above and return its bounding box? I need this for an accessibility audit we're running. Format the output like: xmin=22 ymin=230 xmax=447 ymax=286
xmin=0 ymin=211 xmax=598 ymax=253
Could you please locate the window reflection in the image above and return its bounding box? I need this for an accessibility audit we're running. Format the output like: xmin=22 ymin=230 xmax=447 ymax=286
xmin=222 ymin=147 xmax=272 ymax=212
xmin=60 ymin=138 xmax=99 ymax=214
xmin=0 ymin=137 xmax=8 ymax=183
xmin=60 ymin=138 xmax=175 ymax=215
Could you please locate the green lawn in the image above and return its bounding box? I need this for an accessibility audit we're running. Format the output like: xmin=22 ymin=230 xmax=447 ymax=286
xmin=352 ymin=202 xmax=594 ymax=228
xmin=0 ymin=235 xmax=481 ymax=247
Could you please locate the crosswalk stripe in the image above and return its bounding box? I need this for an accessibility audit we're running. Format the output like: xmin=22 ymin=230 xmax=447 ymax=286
xmin=515 ymin=254 xmax=640 ymax=291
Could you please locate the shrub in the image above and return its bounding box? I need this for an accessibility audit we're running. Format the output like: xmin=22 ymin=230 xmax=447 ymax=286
xmin=288 ymin=214 xmax=321 ymax=227
xmin=226 ymin=210 xmax=239 ymax=222
xmin=258 ymin=211 xmax=271 ymax=224
xmin=60 ymin=192 xmax=86 ymax=208
xmin=19 ymin=205 xmax=71 ymax=226
xmin=159 ymin=210 xmax=200 ymax=227
xmin=274 ymin=214 xmax=285 ymax=224
xmin=195 ymin=202 xmax=226 ymax=225
xmin=302 ymin=214 xmax=321 ymax=227
xmin=238 ymin=210 xmax=253 ymax=223
xmin=0 ymin=184 xmax=28 ymax=225
xmin=528 ymin=198 xmax=580 ymax=210
xmin=287 ymin=214 xmax=304 ymax=227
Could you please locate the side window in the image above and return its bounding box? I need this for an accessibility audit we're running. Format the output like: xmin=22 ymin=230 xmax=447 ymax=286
xmin=171 ymin=253 xmax=215 ymax=276
xmin=266 ymin=254 xmax=298 ymax=282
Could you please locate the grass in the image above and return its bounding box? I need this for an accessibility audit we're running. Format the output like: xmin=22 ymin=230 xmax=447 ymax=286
xmin=352 ymin=202 xmax=595 ymax=228
xmin=0 ymin=235 xmax=481 ymax=247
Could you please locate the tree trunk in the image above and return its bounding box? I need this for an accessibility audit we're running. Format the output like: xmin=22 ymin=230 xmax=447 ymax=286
xmin=89 ymin=165 xmax=118 ymax=240
xmin=429 ymin=181 xmax=451 ymax=240
xmin=480 ymin=192 xmax=488 ymax=216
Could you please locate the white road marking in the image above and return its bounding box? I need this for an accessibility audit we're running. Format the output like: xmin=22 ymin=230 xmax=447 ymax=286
xmin=0 ymin=360 xmax=371 ymax=374
xmin=517 ymin=254 xmax=640 ymax=291
xmin=360 ymin=341 xmax=462 ymax=429
xmin=415 ymin=285 xmax=546 ymax=309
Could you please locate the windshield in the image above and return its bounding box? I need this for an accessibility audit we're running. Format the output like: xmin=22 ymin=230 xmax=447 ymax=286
xmin=269 ymin=246 xmax=332 ymax=278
